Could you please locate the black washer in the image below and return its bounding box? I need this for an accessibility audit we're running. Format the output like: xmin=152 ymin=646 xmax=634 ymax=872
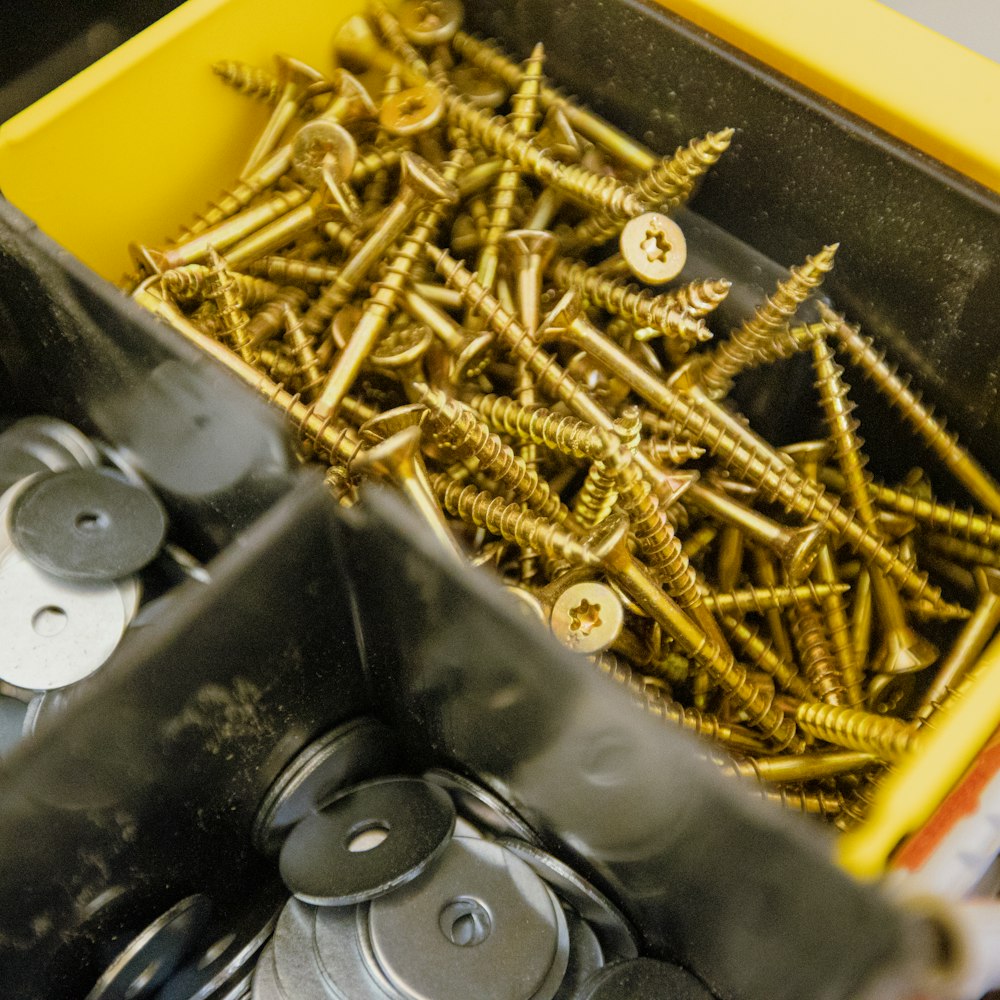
xmin=11 ymin=468 xmax=167 ymax=581
xmin=579 ymin=958 xmax=716 ymax=999
xmin=279 ymin=776 xmax=455 ymax=906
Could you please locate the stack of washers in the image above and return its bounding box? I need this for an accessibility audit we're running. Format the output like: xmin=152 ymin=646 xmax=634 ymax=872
xmin=0 ymin=416 xmax=198 ymax=754
xmin=86 ymin=720 xmax=714 ymax=999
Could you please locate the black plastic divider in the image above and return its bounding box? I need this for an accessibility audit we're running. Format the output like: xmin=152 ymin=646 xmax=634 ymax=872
xmin=0 ymin=474 xmax=369 ymax=998
xmin=0 ymin=200 xmax=296 ymax=558
xmin=0 ymin=203 xmax=372 ymax=997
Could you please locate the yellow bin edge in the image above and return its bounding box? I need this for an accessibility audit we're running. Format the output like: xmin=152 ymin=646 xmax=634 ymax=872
xmin=656 ymin=0 xmax=1000 ymax=196
xmin=0 ymin=0 xmax=369 ymax=282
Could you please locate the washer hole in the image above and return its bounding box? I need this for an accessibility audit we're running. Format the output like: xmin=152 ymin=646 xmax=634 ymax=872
xmin=32 ymin=606 xmax=68 ymax=637
xmin=346 ymin=820 xmax=390 ymax=852
xmin=123 ymin=957 xmax=165 ymax=999
xmin=75 ymin=510 xmax=108 ymax=532
xmin=439 ymin=898 xmax=492 ymax=947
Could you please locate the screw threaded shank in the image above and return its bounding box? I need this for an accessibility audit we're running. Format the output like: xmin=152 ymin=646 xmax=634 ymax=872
xmin=551 ymin=258 xmax=712 ymax=343
xmin=441 ymin=88 xmax=645 ymax=217
xmin=418 ymin=386 xmax=568 ymax=522
xmin=698 ymin=244 xmax=838 ymax=399
xmin=794 ymin=702 xmax=922 ymax=762
xmin=819 ymin=303 xmax=1000 ymax=519
xmin=433 ymin=475 xmax=590 ymax=565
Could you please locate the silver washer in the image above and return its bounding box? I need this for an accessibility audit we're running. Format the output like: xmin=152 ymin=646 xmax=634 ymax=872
xmin=0 ymin=547 xmax=127 ymax=690
xmin=83 ymin=895 xmax=211 ymax=1000
xmin=316 ymin=903 xmax=406 ymax=1000
xmin=495 ymin=838 xmax=638 ymax=961
xmin=250 ymin=943 xmax=286 ymax=1000
xmin=272 ymin=899 xmax=337 ymax=1000
xmin=367 ymin=836 xmax=567 ymax=1000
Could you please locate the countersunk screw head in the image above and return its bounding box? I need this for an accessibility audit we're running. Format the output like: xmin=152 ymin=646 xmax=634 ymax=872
xmin=550 ymin=579 xmax=624 ymax=654
xmin=620 ymin=212 xmax=687 ymax=285
xmin=398 ymin=0 xmax=464 ymax=46
xmin=292 ymin=120 xmax=357 ymax=191
xmin=380 ymin=84 xmax=446 ymax=136
xmin=449 ymin=63 xmax=508 ymax=109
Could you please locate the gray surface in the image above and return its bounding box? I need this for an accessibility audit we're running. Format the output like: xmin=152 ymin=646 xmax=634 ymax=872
xmin=879 ymin=0 xmax=1000 ymax=63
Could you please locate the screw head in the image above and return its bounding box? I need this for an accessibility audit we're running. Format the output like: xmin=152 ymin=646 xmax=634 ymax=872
xmin=550 ymin=579 xmax=624 ymax=654
xmin=620 ymin=212 xmax=686 ymax=285
xmin=449 ymin=63 xmax=508 ymax=109
xmin=381 ymin=86 xmax=446 ymax=136
xmin=292 ymin=120 xmax=358 ymax=190
xmin=535 ymin=107 xmax=583 ymax=164
xmin=398 ymin=0 xmax=464 ymax=46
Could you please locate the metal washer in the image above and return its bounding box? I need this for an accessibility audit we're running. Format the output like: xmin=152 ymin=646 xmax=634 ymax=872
xmin=578 ymin=958 xmax=715 ymax=999
xmin=250 ymin=942 xmax=285 ymax=1000
xmin=553 ymin=909 xmax=606 ymax=1000
xmin=279 ymin=776 xmax=455 ymax=907
xmin=496 ymin=838 xmax=638 ymax=961
xmin=271 ymin=899 xmax=337 ymax=1000
xmin=253 ymin=717 xmax=400 ymax=856
xmin=0 ymin=547 xmax=128 ymax=690
xmin=83 ymin=894 xmax=211 ymax=1000
xmin=367 ymin=836 xmax=569 ymax=1000
xmin=424 ymin=768 xmax=542 ymax=844
xmin=10 ymin=468 xmax=167 ymax=582
xmin=156 ymin=883 xmax=284 ymax=1000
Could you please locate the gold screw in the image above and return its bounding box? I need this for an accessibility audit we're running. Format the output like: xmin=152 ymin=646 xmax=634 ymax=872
xmin=596 ymin=654 xmax=769 ymax=754
xmin=549 ymin=258 xmax=714 ymax=344
xmin=353 ymin=426 xmax=466 ymax=562
xmin=697 ymin=244 xmax=838 ymax=400
xmin=565 ymin=129 xmax=734 ymax=250
xmin=449 ymin=30 xmax=657 ymax=172
xmin=140 ymin=184 xmax=311 ymax=273
xmin=700 ymin=581 xmax=851 ymax=616
xmin=244 ymin=287 xmax=310 ymax=348
xmin=594 ymin=653 xmax=769 ymax=754
xmin=499 ymin=229 xmax=559 ymax=334
xmin=203 ymin=249 xmax=255 ymax=364
xmin=793 ymin=701 xmax=922 ymax=763
xmin=686 ymin=480 xmax=824 ymax=581
xmin=244 ymin=255 xmax=340 ymax=286
xmin=583 ymin=512 xmax=800 ymax=749
xmin=728 ymin=750 xmax=877 ymax=784
xmin=811 ymin=335 xmax=938 ymax=676
xmin=161 ymin=264 xmax=280 ymax=307
xmin=818 ymin=301 xmax=1000 ymax=519
xmin=309 ymin=150 xmax=461 ymax=421
xmin=718 ymin=613 xmax=813 ymax=702
xmin=789 ymin=600 xmax=849 ymax=706
xmin=212 ymin=59 xmax=283 ymax=105
xmin=432 ymin=474 xmax=591 ymax=566
xmin=784 ymin=439 xmax=864 ymax=706
xmin=857 ymin=478 xmax=1000 ymax=548
xmin=241 ymin=55 xmax=326 ymax=177
xmin=571 ymin=406 xmax=641 ymax=529
xmin=916 ymin=567 xmax=1000 ymax=724
xmin=437 ymin=84 xmax=650 ymax=217
xmin=476 ymin=44 xmax=547 ymax=291
xmin=415 ymin=384 xmax=570 ymax=523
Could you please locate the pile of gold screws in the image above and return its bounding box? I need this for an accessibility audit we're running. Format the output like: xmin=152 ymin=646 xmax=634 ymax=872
xmin=125 ymin=0 xmax=1000 ymax=832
